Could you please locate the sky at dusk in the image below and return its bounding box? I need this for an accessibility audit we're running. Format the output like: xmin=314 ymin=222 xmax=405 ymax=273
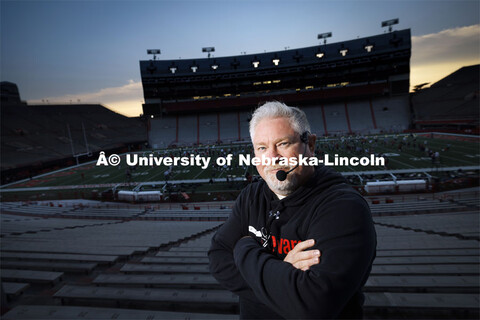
xmin=1 ymin=0 xmax=479 ymax=117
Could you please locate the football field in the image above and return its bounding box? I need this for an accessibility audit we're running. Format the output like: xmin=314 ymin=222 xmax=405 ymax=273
xmin=3 ymin=133 xmax=478 ymax=193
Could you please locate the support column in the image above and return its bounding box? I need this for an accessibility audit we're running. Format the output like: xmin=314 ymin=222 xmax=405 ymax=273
xmin=175 ymin=115 xmax=179 ymax=143
xmin=217 ymin=113 xmax=221 ymax=143
xmin=197 ymin=114 xmax=200 ymax=145
xmin=369 ymin=98 xmax=378 ymax=129
xmin=321 ymin=104 xmax=328 ymax=136
xmin=344 ymin=102 xmax=352 ymax=134
xmin=237 ymin=112 xmax=241 ymax=141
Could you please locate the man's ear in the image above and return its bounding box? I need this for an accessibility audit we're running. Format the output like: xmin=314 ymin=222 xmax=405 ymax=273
xmin=308 ymin=134 xmax=317 ymax=154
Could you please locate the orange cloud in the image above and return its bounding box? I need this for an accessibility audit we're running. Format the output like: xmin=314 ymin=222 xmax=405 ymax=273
xmin=411 ymin=24 xmax=480 ymax=89
xmin=28 ymin=80 xmax=144 ymax=117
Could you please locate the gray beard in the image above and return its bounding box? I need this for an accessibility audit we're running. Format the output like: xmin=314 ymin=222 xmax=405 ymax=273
xmin=263 ymin=170 xmax=300 ymax=196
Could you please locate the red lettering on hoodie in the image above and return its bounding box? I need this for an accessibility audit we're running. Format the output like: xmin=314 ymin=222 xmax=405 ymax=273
xmin=271 ymin=235 xmax=277 ymax=249
xmin=283 ymin=239 xmax=291 ymax=253
xmin=269 ymin=236 xmax=301 ymax=256
xmin=291 ymin=240 xmax=298 ymax=250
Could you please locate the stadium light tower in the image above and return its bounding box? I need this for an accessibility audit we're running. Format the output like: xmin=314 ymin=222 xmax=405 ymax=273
xmin=147 ymin=49 xmax=161 ymax=60
xmin=317 ymin=32 xmax=332 ymax=45
xmin=381 ymin=19 xmax=399 ymax=32
xmin=202 ymin=47 xmax=215 ymax=58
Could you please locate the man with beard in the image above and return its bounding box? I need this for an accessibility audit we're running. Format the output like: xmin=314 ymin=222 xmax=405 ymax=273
xmin=208 ymin=101 xmax=376 ymax=319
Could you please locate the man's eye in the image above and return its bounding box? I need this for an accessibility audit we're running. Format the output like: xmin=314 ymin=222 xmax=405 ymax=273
xmin=279 ymin=142 xmax=289 ymax=147
xmin=257 ymin=147 xmax=266 ymax=151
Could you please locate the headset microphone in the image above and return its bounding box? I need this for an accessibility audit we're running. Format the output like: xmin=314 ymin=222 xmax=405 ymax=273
xmin=276 ymin=164 xmax=298 ymax=181
xmin=275 ymin=131 xmax=309 ymax=182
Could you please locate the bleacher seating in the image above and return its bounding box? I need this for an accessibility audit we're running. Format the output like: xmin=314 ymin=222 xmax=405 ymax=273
xmin=347 ymin=100 xmax=375 ymax=133
xmin=3 ymin=305 xmax=237 ymax=319
xmin=1 ymin=190 xmax=479 ymax=319
xmin=177 ymin=115 xmax=198 ymax=145
xmin=238 ymin=111 xmax=251 ymax=141
xmin=150 ymin=110 xmax=252 ymax=147
xmin=148 ymin=117 xmax=178 ymax=148
xmin=219 ymin=112 xmax=241 ymax=143
xmin=372 ymin=96 xmax=411 ymax=133
xmin=412 ymin=65 xmax=479 ymax=122
xmin=148 ymin=95 xmax=411 ymax=148
xmin=1 ymin=103 xmax=146 ymax=172
xmin=321 ymin=102 xmax=349 ymax=135
xmin=198 ymin=114 xmax=219 ymax=145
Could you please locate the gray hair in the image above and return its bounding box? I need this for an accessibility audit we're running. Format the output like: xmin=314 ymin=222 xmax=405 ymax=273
xmin=249 ymin=101 xmax=311 ymax=139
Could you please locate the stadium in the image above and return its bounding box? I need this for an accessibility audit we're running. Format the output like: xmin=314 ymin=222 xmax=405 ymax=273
xmin=1 ymin=24 xmax=479 ymax=319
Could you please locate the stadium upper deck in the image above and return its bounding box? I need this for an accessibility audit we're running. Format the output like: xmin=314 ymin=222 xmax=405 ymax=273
xmin=140 ymin=29 xmax=411 ymax=115
xmin=411 ymin=65 xmax=479 ymax=133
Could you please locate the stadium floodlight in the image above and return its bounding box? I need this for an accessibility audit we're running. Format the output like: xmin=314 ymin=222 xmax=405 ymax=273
xmin=364 ymin=44 xmax=374 ymax=52
xmin=317 ymin=32 xmax=332 ymax=45
xmin=202 ymin=47 xmax=215 ymax=58
xmin=147 ymin=49 xmax=161 ymax=60
xmin=381 ymin=19 xmax=399 ymax=32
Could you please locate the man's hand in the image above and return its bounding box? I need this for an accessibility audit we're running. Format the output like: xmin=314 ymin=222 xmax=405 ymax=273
xmin=283 ymin=239 xmax=321 ymax=271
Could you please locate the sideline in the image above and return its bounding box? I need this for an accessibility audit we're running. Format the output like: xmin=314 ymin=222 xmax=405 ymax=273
xmin=1 ymin=166 xmax=478 ymax=193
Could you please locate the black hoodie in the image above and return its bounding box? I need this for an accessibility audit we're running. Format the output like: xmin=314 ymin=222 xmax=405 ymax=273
xmin=208 ymin=165 xmax=377 ymax=319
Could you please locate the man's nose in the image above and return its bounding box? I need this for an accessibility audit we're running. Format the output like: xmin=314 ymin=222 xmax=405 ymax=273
xmin=264 ymin=147 xmax=281 ymax=163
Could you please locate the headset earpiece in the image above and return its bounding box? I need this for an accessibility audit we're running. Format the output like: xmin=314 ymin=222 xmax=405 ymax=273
xmin=300 ymin=131 xmax=310 ymax=144
xmin=276 ymin=131 xmax=310 ymax=182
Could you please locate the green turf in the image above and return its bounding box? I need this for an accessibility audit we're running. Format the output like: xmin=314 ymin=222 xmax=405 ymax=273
xmin=3 ymin=133 xmax=479 ymax=190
